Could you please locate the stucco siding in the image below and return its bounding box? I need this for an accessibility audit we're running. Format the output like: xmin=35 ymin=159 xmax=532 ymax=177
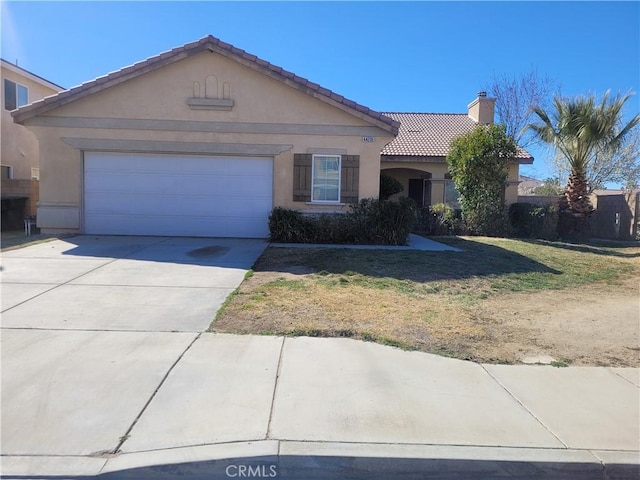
xmin=23 ymin=52 xmax=393 ymax=233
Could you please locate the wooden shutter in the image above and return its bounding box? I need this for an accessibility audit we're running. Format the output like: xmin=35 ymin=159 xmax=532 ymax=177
xmin=341 ymin=155 xmax=360 ymax=204
xmin=293 ymin=154 xmax=312 ymax=202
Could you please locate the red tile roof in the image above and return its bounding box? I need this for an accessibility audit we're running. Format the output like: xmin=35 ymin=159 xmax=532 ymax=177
xmin=12 ymin=35 xmax=399 ymax=135
xmin=381 ymin=112 xmax=533 ymax=163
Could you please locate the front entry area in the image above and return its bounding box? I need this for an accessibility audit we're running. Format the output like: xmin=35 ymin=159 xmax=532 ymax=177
xmin=83 ymin=152 xmax=273 ymax=238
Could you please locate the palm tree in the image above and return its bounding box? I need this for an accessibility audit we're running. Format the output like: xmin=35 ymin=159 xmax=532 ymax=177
xmin=526 ymin=91 xmax=640 ymax=240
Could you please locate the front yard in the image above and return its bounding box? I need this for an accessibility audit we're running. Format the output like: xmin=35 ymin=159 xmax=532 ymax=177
xmin=211 ymin=237 xmax=640 ymax=367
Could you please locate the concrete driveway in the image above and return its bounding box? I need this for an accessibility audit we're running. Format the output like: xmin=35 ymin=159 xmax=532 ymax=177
xmin=1 ymin=235 xmax=267 ymax=458
xmin=1 ymin=235 xmax=267 ymax=331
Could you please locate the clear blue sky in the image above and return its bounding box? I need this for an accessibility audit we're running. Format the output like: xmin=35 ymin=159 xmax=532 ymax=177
xmin=2 ymin=1 xmax=639 ymax=182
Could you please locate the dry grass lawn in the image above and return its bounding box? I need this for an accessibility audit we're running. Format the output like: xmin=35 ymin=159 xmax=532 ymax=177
xmin=211 ymin=236 xmax=640 ymax=367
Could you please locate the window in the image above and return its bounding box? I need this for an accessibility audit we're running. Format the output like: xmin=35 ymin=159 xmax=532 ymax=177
xmin=312 ymin=154 xmax=341 ymax=202
xmin=1 ymin=165 xmax=13 ymax=180
xmin=4 ymin=79 xmax=28 ymax=111
xmin=444 ymin=177 xmax=460 ymax=208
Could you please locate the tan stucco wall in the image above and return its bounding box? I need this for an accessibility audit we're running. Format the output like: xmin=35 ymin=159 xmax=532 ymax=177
xmin=1 ymin=62 xmax=61 ymax=180
xmin=22 ymin=51 xmax=394 ymax=232
xmin=381 ymin=161 xmax=521 ymax=206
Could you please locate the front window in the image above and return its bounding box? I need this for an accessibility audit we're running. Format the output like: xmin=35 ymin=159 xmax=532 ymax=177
xmin=312 ymin=154 xmax=341 ymax=202
xmin=4 ymin=79 xmax=28 ymax=110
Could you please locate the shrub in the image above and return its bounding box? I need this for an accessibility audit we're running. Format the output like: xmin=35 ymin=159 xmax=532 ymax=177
xmin=268 ymin=198 xmax=416 ymax=246
xmin=414 ymin=203 xmax=465 ymax=236
xmin=379 ymin=174 xmax=404 ymax=200
xmin=350 ymin=197 xmax=417 ymax=245
xmin=508 ymin=203 xmax=559 ymax=240
xmin=268 ymin=207 xmax=311 ymax=243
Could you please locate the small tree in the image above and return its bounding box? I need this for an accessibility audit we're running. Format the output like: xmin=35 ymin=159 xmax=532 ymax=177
xmin=447 ymin=124 xmax=518 ymax=235
xmin=379 ymin=173 xmax=404 ymax=200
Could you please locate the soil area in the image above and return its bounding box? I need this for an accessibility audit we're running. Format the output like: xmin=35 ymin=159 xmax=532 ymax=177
xmin=470 ymin=277 xmax=639 ymax=366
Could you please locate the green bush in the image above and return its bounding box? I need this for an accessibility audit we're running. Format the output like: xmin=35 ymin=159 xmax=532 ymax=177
xmin=268 ymin=207 xmax=311 ymax=243
xmin=414 ymin=203 xmax=465 ymax=236
xmin=508 ymin=203 xmax=559 ymax=240
xmin=350 ymin=197 xmax=417 ymax=245
xmin=379 ymin=174 xmax=404 ymax=200
xmin=268 ymin=198 xmax=416 ymax=245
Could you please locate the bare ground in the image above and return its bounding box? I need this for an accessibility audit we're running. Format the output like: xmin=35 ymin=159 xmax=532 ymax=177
xmin=215 ymin=270 xmax=639 ymax=367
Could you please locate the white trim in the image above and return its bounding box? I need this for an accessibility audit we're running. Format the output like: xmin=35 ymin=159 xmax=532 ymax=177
xmin=311 ymin=154 xmax=342 ymax=204
xmin=1 ymin=59 xmax=63 ymax=91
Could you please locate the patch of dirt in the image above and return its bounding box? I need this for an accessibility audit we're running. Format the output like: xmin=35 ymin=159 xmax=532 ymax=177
xmin=473 ymin=277 xmax=639 ymax=366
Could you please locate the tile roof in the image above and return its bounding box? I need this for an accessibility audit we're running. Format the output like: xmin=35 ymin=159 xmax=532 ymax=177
xmin=12 ymin=35 xmax=399 ymax=135
xmin=381 ymin=112 xmax=533 ymax=162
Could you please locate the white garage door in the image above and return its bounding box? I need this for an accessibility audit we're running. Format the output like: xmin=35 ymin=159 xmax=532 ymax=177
xmin=84 ymin=152 xmax=273 ymax=238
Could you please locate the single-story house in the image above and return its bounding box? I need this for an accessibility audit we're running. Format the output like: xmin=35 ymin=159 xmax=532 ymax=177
xmin=12 ymin=35 xmax=532 ymax=238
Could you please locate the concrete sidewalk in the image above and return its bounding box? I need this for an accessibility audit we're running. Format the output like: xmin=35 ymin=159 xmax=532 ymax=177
xmin=2 ymin=334 xmax=638 ymax=479
xmin=270 ymin=233 xmax=463 ymax=251
xmin=1 ymin=236 xmax=638 ymax=479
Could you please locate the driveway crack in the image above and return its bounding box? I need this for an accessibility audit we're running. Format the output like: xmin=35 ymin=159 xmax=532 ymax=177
xmin=110 ymin=332 xmax=202 ymax=454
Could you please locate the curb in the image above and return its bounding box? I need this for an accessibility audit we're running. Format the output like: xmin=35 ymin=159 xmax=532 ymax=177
xmin=3 ymin=442 xmax=638 ymax=480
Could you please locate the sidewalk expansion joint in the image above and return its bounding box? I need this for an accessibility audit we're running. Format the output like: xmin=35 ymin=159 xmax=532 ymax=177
xmin=608 ymin=367 xmax=640 ymax=388
xmin=480 ymin=364 xmax=569 ymax=449
xmin=266 ymin=337 xmax=286 ymax=440
xmin=105 ymin=332 xmax=203 ymax=460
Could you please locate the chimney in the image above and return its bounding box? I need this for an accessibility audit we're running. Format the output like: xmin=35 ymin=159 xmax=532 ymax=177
xmin=467 ymin=91 xmax=495 ymax=124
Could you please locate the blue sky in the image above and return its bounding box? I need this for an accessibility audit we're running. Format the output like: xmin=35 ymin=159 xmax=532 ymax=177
xmin=2 ymin=1 xmax=639 ymax=182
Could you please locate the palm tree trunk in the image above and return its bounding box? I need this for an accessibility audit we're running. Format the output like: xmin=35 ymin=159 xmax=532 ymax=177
xmin=557 ymin=170 xmax=593 ymax=242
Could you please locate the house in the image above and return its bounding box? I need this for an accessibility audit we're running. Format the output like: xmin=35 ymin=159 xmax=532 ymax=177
xmin=12 ymin=35 xmax=532 ymax=238
xmin=1 ymin=59 xmax=63 ymax=229
xmin=380 ymin=96 xmax=533 ymax=208
xmin=12 ymin=36 xmax=397 ymax=238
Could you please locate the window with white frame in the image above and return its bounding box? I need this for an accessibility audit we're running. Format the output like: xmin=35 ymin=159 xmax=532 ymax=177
xmin=312 ymin=154 xmax=341 ymax=202
xmin=4 ymin=79 xmax=28 ymax=111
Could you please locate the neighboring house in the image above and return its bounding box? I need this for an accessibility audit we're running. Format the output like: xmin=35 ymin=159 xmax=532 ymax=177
xmin=1 ymin=59 xmax=63 ymax=228
xmin=381 ymin=96 xmax=533 ymax=208
xmin=12 ymin=35 xmax=533 ymax=238
xmin=12 ymin=36 xmax=397 ymax=238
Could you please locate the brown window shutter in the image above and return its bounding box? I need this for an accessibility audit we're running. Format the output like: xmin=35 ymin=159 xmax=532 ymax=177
xmin=341 ymin=155 xmax=360 ymax=204
xmin=293 ymin=154 xmax=312 ymax=202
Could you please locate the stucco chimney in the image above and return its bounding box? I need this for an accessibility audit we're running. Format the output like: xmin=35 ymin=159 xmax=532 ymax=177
xmin=467 ymin=91 xmax=495 ymax=124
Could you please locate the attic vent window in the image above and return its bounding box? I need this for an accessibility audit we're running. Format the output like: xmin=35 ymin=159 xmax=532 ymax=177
xmin=188 ymin=74 xmax=234 ymax=111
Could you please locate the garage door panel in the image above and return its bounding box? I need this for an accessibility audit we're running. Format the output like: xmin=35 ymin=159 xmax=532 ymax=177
xmin=132 ymin=196 xmax=184 ymax=216
xmin=85 ymin=214 xmax=134 ymax=235
xmin=131 ymin=174 xmax=183 ymax=194
xmin=86 ymin=193 xmax=133 ymax=215
xmin=85 ymin=172 xmax=132 ymax=192
xmin=225 ymin=197 xmax=272 ymax=216
xmin=234 ymin=178 xmax=273 ymax=197
xmin=84 ymin=152 xmax=273 ymax=238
